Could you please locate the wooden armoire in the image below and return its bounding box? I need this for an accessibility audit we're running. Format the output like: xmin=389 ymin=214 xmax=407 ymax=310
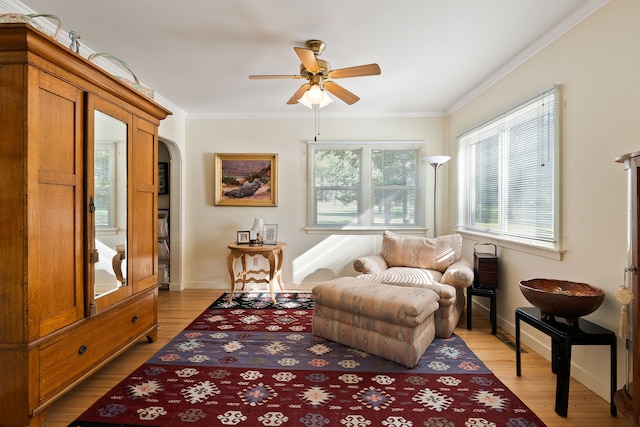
xmin=615 ymin=151 xmax=640 ymax=425
xmin=0 ymin=23 xmax=171 ymax=426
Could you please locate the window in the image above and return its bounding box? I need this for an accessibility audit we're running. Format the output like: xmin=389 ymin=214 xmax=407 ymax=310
xmin=94 ymin=142 xmax=116 ymax=229
xmin=307 ymin=141 xmax=424 ymax=229
xmin=457 ymin=86 xmax=560 ymax=247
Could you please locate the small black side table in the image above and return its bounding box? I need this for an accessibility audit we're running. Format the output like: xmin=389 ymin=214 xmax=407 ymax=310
xmin=466 ymin=286 xmax=497 ymax=335
xmin=515 ymin=306 xmax=616 ymax=417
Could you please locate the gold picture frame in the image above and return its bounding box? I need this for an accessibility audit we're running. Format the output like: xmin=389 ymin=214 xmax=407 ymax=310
xmin=214 ymin=153 xmax=278 ymax=206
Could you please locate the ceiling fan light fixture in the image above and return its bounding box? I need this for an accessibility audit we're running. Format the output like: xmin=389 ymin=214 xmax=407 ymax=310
xmin=297 ymin=85 xmax=333 ymax=109
xmin=306 ymin=84 xmax=323 ymax=103
xmin=317 ymin=91 xmax=333 ymax=108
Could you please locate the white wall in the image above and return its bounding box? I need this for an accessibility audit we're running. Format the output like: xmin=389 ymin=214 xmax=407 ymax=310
xmin=447 ymin=0 xmax=640 ymax=401
xmin=183 ymin=116 xmax=447 ymax=289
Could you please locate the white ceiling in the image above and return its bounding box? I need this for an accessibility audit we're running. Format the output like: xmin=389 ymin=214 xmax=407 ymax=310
xmin=6 ymin=0 xmax=607 ymax=118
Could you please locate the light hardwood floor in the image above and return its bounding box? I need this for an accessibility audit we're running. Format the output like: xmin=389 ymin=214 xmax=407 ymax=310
xmin=43 ymin=289 xmax=633 ymax=427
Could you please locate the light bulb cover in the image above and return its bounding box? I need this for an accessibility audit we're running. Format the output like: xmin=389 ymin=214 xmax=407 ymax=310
xmin=318 ymin=92 xmax=333 ymax=108
xmin=307 ymin=85 xmax=323 ymax=103
xmin=298 ymin=86 xmax=333 ymax=109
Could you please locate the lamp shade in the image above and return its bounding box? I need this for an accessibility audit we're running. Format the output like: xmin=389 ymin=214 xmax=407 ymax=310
xmin=298 ymin=85 xmax=333 ymax=109
xmin=306 ymin=85 xmax=323 ymax=103
xmin=423 ymin=155 xmax=451 ymax=166
xmin=251 ymin=218 xmax=264 ymax=233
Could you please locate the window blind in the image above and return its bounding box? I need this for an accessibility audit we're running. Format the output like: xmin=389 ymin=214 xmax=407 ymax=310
xmin=458 ymin=86 xmax=560 ymax=245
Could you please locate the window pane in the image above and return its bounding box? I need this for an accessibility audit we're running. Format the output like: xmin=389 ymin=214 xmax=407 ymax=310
xmin=506 ymin=114 xmax=555 ymax=240
xmin=94 ymin=146 xmax=113 ymax=228
xmin=372 ymin=149 xmax=417 ymax=186
xmin=314 ymin=149 xmax=360 ymax=186
xmin=371 ymin=149 xmax=418 ymax=226
xmin=316 ymin=189 xmax=359 ymax=225
xmin=373 ymin=188 xmax=416 ymax=225
xmin=471 ymin=135 xmax=499 ymax=231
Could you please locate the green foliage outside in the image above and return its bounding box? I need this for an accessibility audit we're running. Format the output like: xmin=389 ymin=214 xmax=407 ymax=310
xmin=314 ymin=148 xmax=418 ymax=225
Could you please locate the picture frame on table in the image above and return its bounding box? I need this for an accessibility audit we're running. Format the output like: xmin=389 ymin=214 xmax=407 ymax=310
xmin=236 ymin=231 xmax=250 ymax=245
xmin=214 ymin=153 xmax=277 ymax=207
xmin=263 ymin=224 xmax=278 ymax=245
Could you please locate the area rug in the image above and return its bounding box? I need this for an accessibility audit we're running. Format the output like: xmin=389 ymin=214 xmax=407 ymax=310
xmin=70 ymin=291 xmax=546 ymax=426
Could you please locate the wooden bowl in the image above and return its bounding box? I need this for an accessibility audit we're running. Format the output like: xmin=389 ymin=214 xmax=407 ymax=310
xmin=519 ymin=278 xmax=605 ymax=326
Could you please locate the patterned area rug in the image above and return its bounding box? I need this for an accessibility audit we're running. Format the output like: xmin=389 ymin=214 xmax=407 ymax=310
xmin=70 ymin=291 xmax=546 ymax=426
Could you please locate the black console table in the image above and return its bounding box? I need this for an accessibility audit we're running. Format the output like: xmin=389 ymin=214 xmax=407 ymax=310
xmin=515 ymin=306 xmax=616 ymax=417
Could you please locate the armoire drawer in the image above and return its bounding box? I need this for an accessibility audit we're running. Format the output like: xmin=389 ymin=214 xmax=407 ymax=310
xmin=39 ymin=292 xmax=157 ymax=400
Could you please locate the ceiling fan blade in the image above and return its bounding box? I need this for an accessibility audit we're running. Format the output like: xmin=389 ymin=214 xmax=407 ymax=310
xmin=287 ymin=83 xmax=311 ymax=104
xmin=294 ymin=47 xmax=319 ymax=73
xmin=324 ymin=81 xmax=360 ymax=105
xmin=328 ymin=63 xmax=381 ymax=79
xmin=249 ymin=75 xmax=301 ymax=79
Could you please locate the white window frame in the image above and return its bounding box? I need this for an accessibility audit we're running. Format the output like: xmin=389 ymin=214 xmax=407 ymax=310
xmin=306 ymin=141 xmax=426 ymax=233
xmin=456 ymin=86 xmax=562 ymax=256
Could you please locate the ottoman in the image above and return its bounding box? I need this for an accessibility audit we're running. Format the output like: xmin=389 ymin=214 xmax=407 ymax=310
xmin=311 ymin=277 xmax=440 ymax=368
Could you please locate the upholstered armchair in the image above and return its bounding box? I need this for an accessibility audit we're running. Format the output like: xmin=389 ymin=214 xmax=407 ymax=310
xmin=353 ymin=231 xmax=474 ymax=338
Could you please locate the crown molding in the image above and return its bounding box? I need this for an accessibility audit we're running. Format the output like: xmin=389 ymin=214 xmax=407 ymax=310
xmin=186 ymin=110 xmax=445 ymax=120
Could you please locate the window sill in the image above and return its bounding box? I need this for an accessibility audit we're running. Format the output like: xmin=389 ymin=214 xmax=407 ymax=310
xmin=457 ymin=229 xmax=566 ymax=261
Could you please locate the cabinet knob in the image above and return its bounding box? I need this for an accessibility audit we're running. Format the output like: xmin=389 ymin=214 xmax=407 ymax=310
xmin=78 ymin=345 xmax=87 ymax=355
xmin=131 ymin=315 xmax=138 ymax=323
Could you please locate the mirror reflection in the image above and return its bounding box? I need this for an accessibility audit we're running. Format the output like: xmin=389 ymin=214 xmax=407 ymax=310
xmin=94 ymin=110 xmax=127 ymax=298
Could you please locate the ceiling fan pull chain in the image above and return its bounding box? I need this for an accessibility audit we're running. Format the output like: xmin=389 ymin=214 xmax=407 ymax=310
xmin=315 ymin=104 xmax=320 ymax=139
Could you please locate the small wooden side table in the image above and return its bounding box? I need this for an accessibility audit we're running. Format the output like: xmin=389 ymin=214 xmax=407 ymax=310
xmin=226 ymin=242 xmax=285 ymax=304
xmin=515 ymin=306 xmax=616 ymax=417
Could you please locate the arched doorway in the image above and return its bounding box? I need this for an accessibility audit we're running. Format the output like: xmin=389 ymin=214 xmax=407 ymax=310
xmin=159 ymin=137 xmax=183 ymax=291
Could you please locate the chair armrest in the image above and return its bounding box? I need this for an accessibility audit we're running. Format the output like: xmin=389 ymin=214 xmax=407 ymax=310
xmin=353 ymin=255 xmax=388 ymax=274
xmin=440 ymin=259 xmax=474 ymax=288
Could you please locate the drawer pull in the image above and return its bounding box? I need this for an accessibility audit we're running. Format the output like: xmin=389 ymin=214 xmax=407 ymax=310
xmin=78 ymin=345 xmax=87 ymax=355
xmin=131 ymin=315 xmax=138 ymax=323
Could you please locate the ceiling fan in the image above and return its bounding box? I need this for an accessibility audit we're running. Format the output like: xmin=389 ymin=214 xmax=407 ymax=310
xmin=249 ymin=40 xmax=381 ymax=107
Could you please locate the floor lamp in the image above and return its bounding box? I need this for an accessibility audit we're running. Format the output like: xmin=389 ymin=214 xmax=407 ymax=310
xmin=423 ymin=155 xmax=451 ymax=237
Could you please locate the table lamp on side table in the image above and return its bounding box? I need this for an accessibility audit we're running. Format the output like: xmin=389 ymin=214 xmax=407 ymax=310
xmin=250 ymin=217 xmax=264 ymax=246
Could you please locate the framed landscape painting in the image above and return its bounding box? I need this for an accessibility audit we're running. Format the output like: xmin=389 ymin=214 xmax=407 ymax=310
xmin=214 ymin=153 xmax=278 ymax=206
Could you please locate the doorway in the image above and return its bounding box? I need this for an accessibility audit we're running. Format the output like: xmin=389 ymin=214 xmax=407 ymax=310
xmin=158 ymin=138 xmax=183 ymax=290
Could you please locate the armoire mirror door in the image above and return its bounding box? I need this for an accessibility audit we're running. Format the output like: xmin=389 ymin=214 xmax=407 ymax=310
xmin=88 ymin=96 xmax=134 ymax=312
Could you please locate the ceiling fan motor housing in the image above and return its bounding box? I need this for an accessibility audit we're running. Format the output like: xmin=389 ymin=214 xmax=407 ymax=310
xmin=304 ymin=39 xmax=326 ymax=55
xmin=300 ymin=59 xmax=331 ymax=79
